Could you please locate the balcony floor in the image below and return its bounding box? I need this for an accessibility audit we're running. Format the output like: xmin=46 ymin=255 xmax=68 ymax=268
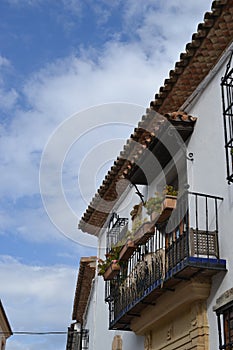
xmin=109 ymin=257 xmax=226 ymax=331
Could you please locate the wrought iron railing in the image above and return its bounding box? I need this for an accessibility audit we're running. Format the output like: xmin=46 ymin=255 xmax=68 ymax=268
xmin=105 ymin=191 xmax=224 ymax=328
xmin=221 ymin=50 xmax=233 ymax=184
xmin=105 ymin=216 xmax=128 ymax=301
xmin=165 ymin=191 xmax=222 ymax=270
xmin=106 ymin=217 xmax=128 ymax=253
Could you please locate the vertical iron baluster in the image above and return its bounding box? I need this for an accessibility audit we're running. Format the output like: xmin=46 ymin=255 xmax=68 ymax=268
xmin=185 ymin=191 xmax=190 ymax=259
xmin=221 ymin=51 xmax=233 ymax=183
xmin=228 ymin=309 xmax=231 ymax=349
xmin=215 ymin=197 xmax=220 ymax=259
xmin=195 ymin=193 xmax=199 ymax=257
xmin=206 ymin=196 xmax=209 ymax=258
xmin=215 ymin=197 xmax=219 ymax=233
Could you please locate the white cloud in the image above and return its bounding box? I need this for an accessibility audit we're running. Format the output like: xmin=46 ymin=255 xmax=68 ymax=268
xmin=5 ymin=0 xmax=42 ymax=6
xmin=122 ymin=0 xmax=212 ymax=59
xmin=62 ymin=0 xmax=82 ymax=15
xmin=0 ymin=210 xmax=11 ymax=234
xmin=0 ymin=248 xmax=96 ymax=349
xmin=0 ymin=256 xmax=77 ymax=350
xmin=0 ymin=45 xmax=160 ymax=205
xmin=0 ymin=55 xmax=11 ymax=68
xmin=0 ymin=0 xmax=213 ymax=245
xmin=0 ymin=55 xmax=18 ymax=110
xmin=0 ymin=87 xmax=18 ymax=110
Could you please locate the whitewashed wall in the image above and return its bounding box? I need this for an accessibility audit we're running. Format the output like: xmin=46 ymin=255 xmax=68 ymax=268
xmin=185 ymin=51 xmax=233 ymax=350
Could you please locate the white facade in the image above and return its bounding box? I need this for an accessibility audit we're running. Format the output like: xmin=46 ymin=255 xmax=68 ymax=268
xmin=185 ymin=51 xmax=233 ymax=350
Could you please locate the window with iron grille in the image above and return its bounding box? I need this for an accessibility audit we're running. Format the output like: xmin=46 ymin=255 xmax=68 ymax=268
xmin=81 ymin=329 xmax=89 ymax=350
xmin=216 ymin=302 xmax=233 ymax=350
xmin=221 ymin=51 xmax=233 ymax=184
xmin=66 ymin=327 xmax=89 ymax=350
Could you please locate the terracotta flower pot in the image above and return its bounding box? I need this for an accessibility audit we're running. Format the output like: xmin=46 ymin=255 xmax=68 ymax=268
xmin=119 ymin=240 xmax=136 ymax=261
xmin=157 ymin=195 xmax=177 ymax=223
xmin=133 ymin=222 xmax=155 ymax=245
xmin=103 ymin=262 xmax=120 ymax=281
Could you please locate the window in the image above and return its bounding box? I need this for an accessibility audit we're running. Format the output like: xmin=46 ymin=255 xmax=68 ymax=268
xmin=81 ymin=329 xmax=89 ymax=350
xmin=221 ymin=50 xmax=233 ymax=184
xmin=66 ymin=327 xmax=89 ymax=350
xmin=216 ymin=302 xmax=233 ymax=349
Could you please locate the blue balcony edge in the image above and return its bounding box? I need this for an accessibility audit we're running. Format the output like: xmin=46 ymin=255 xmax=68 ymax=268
xmin=109 ymin=256 xmax=227 ymax=329
xmin=165 ymin=257 xmax=226 ymax=279
xmin=186 ymin=256 xmax=226 ymax=270
xmin=110 ymin=278 xmax=164 ymax=329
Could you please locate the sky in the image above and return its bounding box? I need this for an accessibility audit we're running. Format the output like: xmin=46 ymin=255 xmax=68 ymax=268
xmin=0 ymin=1 xmax=213 ymax=349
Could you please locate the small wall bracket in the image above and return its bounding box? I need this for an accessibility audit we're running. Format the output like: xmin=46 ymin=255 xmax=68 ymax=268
xmin=187 ymin=152 xmax=194 ymax=161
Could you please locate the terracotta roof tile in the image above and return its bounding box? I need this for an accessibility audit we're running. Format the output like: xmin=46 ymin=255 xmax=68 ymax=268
xmin=72 ymin=257 xmax=96 ymax=323
xmin=150 ymin=0 xmax=233 ymax=114
xmin=0 ymin=300 xmax=12 ymax=336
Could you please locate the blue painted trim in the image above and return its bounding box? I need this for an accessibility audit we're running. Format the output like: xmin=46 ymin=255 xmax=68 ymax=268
xmin=110 ymin=256 xmax=227 ymax=329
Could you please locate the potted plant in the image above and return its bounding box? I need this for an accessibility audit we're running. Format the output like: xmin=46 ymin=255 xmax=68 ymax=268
xmin=158 ymin=185 xmax=178 ymax=223
xmin=144 ymin=193 xmax=163 ymax=221
xmin=119 ymin=238 xmax=136 ymax=261
xmin=130 ymin=217 xmax=155 ymax=244
xmin=164 ymin=185 xmax=178 ymax=197
xmin=144 ymin=185 xmax=178 ymax=224
xmin=98 ymin=246 xmax=121 ymax=280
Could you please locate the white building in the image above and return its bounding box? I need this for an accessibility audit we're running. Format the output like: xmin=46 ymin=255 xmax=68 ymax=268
xmin=66 ymin=257 xmax=96 ymax=350
xmin=79 ymin=1 xmax=233 ymax=349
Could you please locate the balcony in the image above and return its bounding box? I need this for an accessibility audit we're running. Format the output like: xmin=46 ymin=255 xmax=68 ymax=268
xmin=105 ymin=191 xmax=226 ymax=331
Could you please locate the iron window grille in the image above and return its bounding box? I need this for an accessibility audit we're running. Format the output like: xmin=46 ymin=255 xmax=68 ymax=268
xmin=66 ymin=327 xmax=89 ymax=350
xmin=81 ymin=329 xmax=89 ymax=350
xmin=216 ymin=302 xmax=233 ymax=350
xmin=221 ymin=50 xmax=233 ymax=184
xmin=106 ymin=215 xmax=128 ymax=253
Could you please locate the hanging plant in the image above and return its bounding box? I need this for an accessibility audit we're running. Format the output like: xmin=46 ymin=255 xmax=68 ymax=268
xmin=98 ymin=245 xmax=121 ymax=276
xmin=144 ymin=185 xmax=178 ymax=221
xmin=130 ymin=203 xmax=142 ymax=221
xmin=144 ymin=194 xmax=163 ymax=216
xmin=163 ymin=185 xmax=178 ymax=197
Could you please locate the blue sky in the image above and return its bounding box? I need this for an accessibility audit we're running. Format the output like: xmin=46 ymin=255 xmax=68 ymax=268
xmin=0 ymin=1 xmax=213 ymax=349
